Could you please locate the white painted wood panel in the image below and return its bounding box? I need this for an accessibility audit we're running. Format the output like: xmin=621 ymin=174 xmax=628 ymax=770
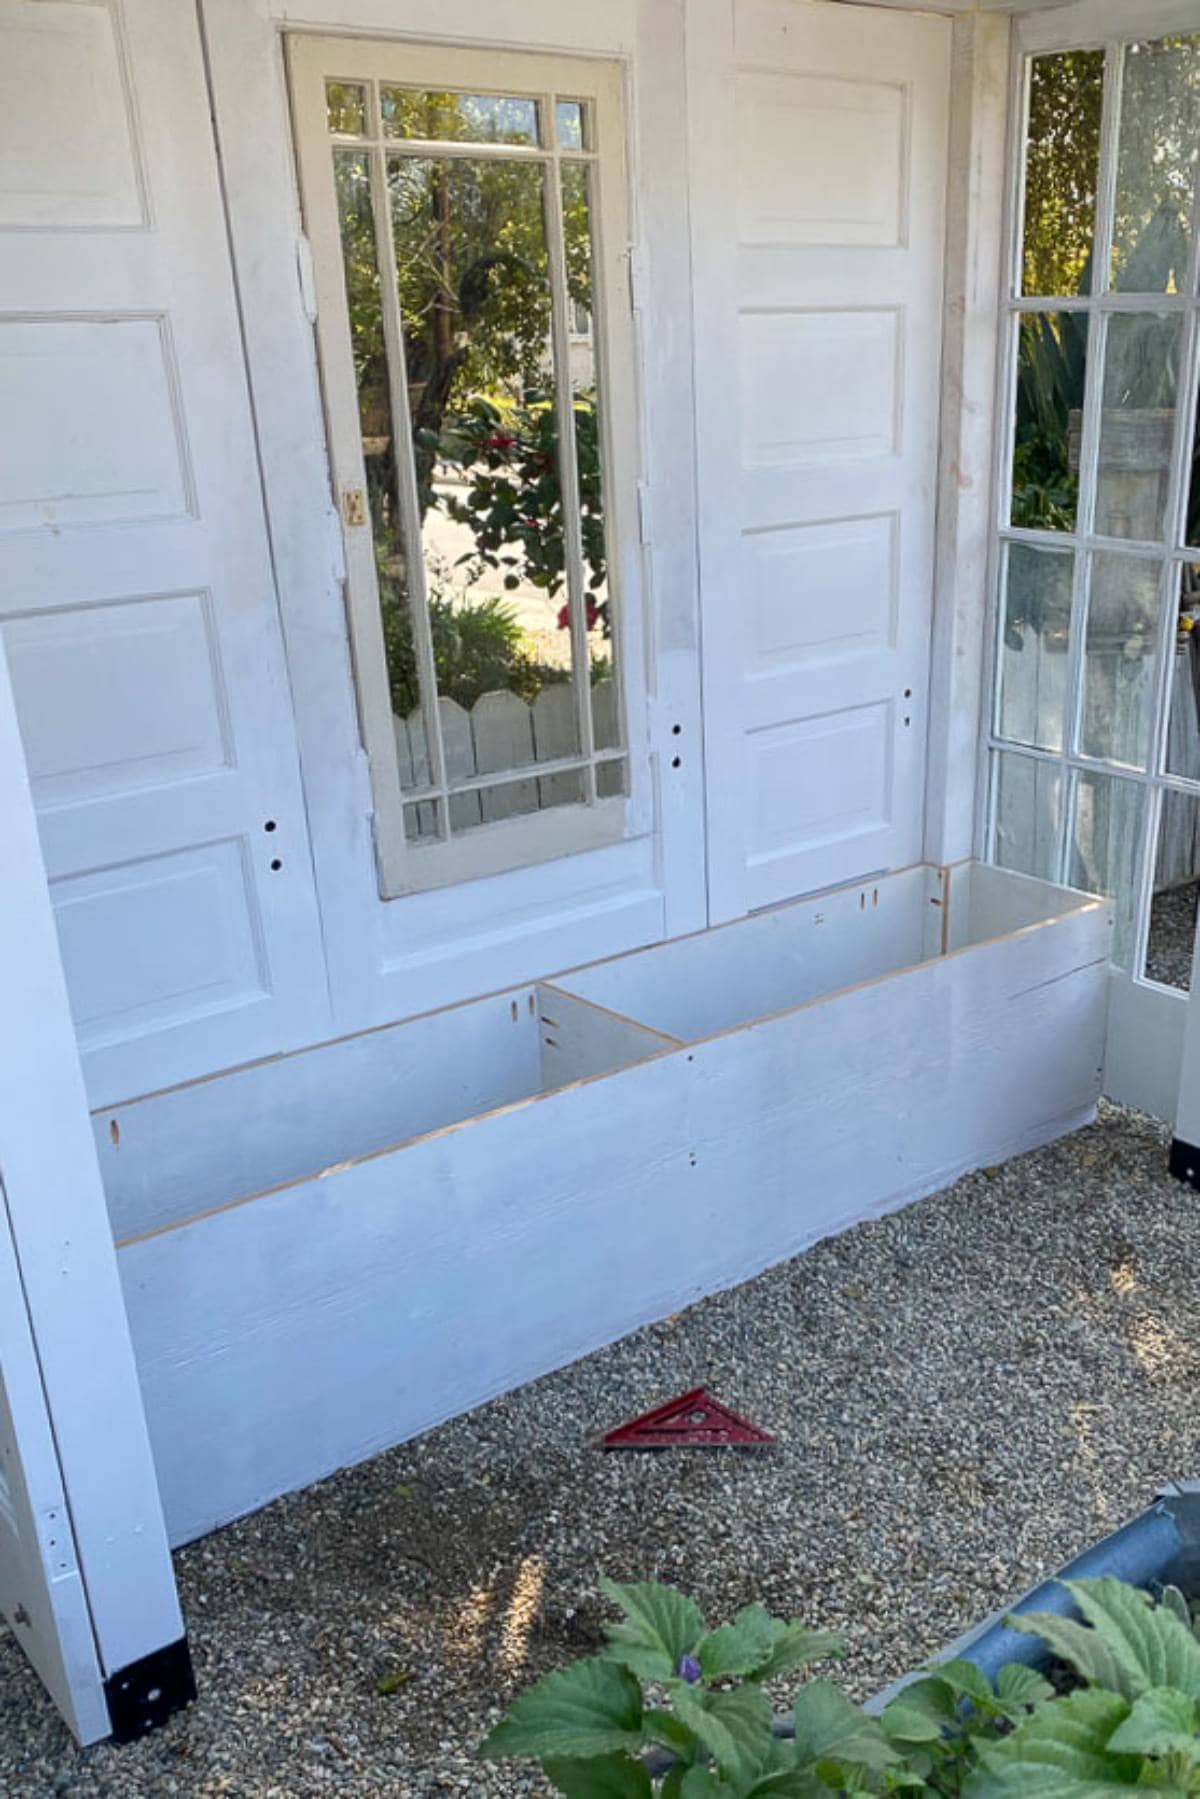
xmin=0 ymin=636 xmax=182 ymax=1737
xmin=112 ymin=866 xmax=1109 ymax=1545
xmin=198 ymin=0 xmax=707 ymax=1038
xmin=689 ymin=0 xmax=951 ymax=919
xmin=0 ymin=1181 xmax=108 ymax=1745
xmin=99 ymin=984 xmax=675 ymax=1241
xmin=0 ymin=0 xmax=329 ymax=1107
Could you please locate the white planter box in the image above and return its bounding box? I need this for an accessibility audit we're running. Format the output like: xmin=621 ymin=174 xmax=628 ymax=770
xmin=98 ymin=861 xmax=1110 ymax=1545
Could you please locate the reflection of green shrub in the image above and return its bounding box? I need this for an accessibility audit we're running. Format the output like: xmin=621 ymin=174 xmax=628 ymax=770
xmin=440 ymin=390 xmax=610 ymax=636
xmin=380 ymin=583 xmax=568 ymax=717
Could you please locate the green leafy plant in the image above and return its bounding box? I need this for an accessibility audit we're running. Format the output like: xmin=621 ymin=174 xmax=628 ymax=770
xmin=479 ymin=1575 xmax=1200 ymax=1797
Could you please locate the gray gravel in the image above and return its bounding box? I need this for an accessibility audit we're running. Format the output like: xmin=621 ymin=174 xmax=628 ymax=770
xmin=3 ymin=1101 xmax=1200 ymax=1796
xmin=1147 ymin=882 xmax=1199 ymax=990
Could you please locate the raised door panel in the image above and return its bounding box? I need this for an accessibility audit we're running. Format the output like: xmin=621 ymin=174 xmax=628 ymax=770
xmin=690 ymin=0 xmax=950 ymax=919
xmin=0 ymin=0 xmax=329 ymax=1105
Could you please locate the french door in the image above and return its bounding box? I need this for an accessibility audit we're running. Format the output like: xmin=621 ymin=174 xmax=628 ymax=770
xmin=984 ymin=19 xmax=1200 ymax=1115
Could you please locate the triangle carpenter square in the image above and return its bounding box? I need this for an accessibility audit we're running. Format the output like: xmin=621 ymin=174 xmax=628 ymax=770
xmin=599 ymin=1386 xmax=774 ymax=1450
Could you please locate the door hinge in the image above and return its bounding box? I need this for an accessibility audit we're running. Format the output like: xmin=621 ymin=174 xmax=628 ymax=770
xmin=341 ymin=487 xmax=368 ymax=528
xmin=296 ymin=233 xmax=318 ymax=323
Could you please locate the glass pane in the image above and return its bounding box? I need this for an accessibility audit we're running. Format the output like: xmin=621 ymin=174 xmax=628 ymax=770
xmin=561 ymin=160 xmax=620 ymax=757
xmin=327 ymin=82 xmax=367 ymax=136
xmin=1110 ymin=36 xmax=1200 ymax=292
xmin=1020 ymin=51 xmax=1104 ymax=298
xmin=1080 ymin=554 xmax=1163 ymax=768
xmin=1146 ymin=791 xmax=1200 ymax=987
xmin=403 ymin=798 xmax=440 ymax=843
xmin=993 ymin=750 xmax=1062 ymax=884
xmin=1094 ymin=313 xmax=1181 ymax=542
xmin=381 ymin=89 xmax=539 ymax=145
xmin=1010 ymin=312 xmax=1088 ymax=531
xmin=1070 ymin=769 xmax=1144 ymax=964
xmin=472 ymin=768 xmax=584 ymax=826
xmin=388 ymin=152 xmax=596 ymax=819
xmin=556 ymin=100 xmax=585 ymax=150
xmin=997 ymin=543 xmax=1074 ymax=752
xmin=596 ymin=756 xmax=626 ymax=800
xmin=1167 ymin=566 xmax=1200 ymax=775
xmin=332 ymin=147 xmax=436 ymax=790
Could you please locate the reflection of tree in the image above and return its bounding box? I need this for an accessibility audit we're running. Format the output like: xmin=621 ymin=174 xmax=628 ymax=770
xmin=333 ymin=123 xmax=604 ymax=716
xmin=1015 ymin=39 xmax=1200 ymax=540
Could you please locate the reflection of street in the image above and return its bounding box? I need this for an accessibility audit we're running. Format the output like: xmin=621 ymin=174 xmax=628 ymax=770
xmin=423 ymin=475 xmax=604 ymax=670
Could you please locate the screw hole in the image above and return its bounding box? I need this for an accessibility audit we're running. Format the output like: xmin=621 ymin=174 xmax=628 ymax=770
xmin=671 ymin=723 xmax=682 ymax=736
xmin=270 ymin=858 xmax=283 ymax=872
xmin=671 ymin=755 xmax=682 ymax=769
xmin=904 ymin=688 xmax=912 ymax=699
xmin=264 ymin=819 xmax=277 ymax=833
xmin=145 ymin=1686 xmax=162 ymax=1704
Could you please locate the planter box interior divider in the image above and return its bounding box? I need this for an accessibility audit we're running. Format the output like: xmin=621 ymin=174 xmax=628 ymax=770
xmin=95 ymin=859 xmax=1111 ymax=1545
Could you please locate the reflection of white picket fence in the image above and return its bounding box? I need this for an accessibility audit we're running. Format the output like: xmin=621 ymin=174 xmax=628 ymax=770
xmin=1000 ymin=632 xmax=1200 ymax=900
xmin=392 ymin=678 xmax=618 ymax=830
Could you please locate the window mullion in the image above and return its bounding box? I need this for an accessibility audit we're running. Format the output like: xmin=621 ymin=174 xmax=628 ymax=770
xmin=541 ymin=101 xmax=598 ymax=805
xmin=369 ymin=141 xmax=451 ymax=837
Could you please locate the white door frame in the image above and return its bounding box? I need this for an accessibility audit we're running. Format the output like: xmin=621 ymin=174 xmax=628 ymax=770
xmin=0 ymin=640 xmax=188 ymax=1744
xmin=197 ymin=0 xmax=707 ymax=1032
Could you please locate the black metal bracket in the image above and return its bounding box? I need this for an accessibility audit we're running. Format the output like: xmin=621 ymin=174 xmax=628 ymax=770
xmin=1170 ymin=1137 xmax=1200 ymax=1190
xmin=104 ymin=1636 xmax=196 ymax=1744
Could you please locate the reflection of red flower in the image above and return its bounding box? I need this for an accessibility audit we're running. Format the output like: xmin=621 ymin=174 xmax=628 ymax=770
xmin=557 ymin=600 xmax=600 ymax=632
xmin=485 ymin=431 xmax=515 ymax=451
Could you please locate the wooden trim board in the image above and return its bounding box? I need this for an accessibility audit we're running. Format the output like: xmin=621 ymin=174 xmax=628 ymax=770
xmin=109 ymin=863 xmax=1111 ymax=1545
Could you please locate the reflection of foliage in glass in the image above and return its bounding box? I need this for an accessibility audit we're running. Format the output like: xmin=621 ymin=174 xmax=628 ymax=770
xmin=379 ymin=576 xmax=569 ymax=717
xmin=1011 ymin=312 xmax=1086 ymax=531
xmin=381 ymin=89 xmax=538 ymax=147
xmin=1015 ymin=38 xmax=1200 ymax=537
xmin=1111 ymin=37 xmax=1200 ymax=291
xmin=1022 ymin=51 xmax=1103 ymax=298
xmin=440 ymin=392 xmax=608 ymax=619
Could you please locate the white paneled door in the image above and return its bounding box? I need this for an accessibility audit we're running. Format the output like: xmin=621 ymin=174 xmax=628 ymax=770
xmin=688 ymin=0 xmax=951 ymax=919
xmin=0 ymin=0 xmax=329 ymax=1105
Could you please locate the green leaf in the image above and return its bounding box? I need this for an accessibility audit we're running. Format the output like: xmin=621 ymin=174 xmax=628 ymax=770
xmin=643 ymin=1708 xmax=696 ymax=1759
xmin=669 ymin=1685 xmax=748 ymax=1780
xmin=698 ymin=1605 xmax=781 ymax=1679
xmin=887 ymin=1676 xmax=960 ymax=1730
xmin=1105 ymin=1685 xmax=1200 ymax=1762
xmin=1065 ymin=1579 xmax=1200 ymax=1699
xmin=791 ymin=1681 xmax=899 ymax=1774
xmin=995 ymin=1664 xmax=1055 ymax=1714
xmin=705 ymin=1684 xmax=775 ymax=1780
xmin=479 ymin=1658 xmax=644 ymax=1762
xmin=544 ymin=1753 xmax=654 ymax=1798
xmin=935 ymin=1659 xmax=1001 ymax=1713
xmin=881 ymin=1701 xmax=946 ymax=1744
xmin=600 ymin=1578 xmax=706 ymax=1682
xmin=754 ymin=1624 xmax=844 ymax=1684
xmin=1006 ymin=1611 xmax=1136 ymax=1701
xmin=697 ymin=1605 xmax=841 ymax=1684
xmin=966 ymin=1687 xmax=1138 ymax=1795
xmin=1161 ymin=1586 xmax=1193 ymax=1632
xmin=679 ymin=1770 xmax=725 ymax=1799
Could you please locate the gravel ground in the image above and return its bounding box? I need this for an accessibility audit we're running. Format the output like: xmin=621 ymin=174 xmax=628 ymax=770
xmin=1146 ymin=882 xmax=1199 ymax=990
xmin=4 ymin=1102 xmax=1200 ymax=1796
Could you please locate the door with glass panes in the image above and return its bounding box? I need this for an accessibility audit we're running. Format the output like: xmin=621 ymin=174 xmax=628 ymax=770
xmin=288 ymin=38 xmax=649 ymax=898
xmin=986 ymin=23 xmax=1200 ymax=1115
